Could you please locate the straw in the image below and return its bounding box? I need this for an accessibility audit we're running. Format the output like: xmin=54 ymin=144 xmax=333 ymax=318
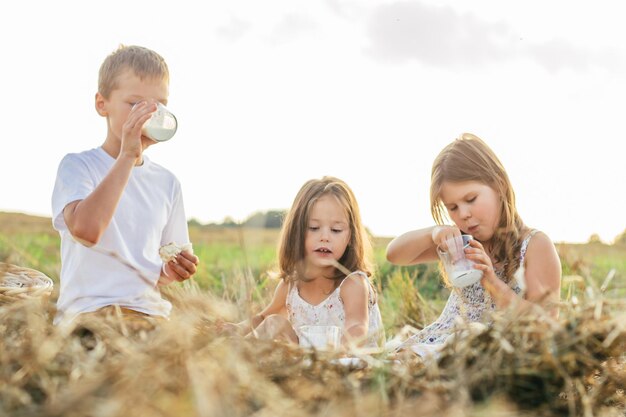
xmin=0 ymin=262 xmax=54 ymax=304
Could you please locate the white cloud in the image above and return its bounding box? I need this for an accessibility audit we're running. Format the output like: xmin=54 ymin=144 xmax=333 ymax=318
xmin=525 ymin=39 xmax=623 ymax=74
xmin=365 ymin=2 xmax=514 ymax=66
xmin=216 ymin=17 xmax=252 ymax=42
xmin=364 ymin=1 xmax=624 ymax=74
xmin=269 ymin=14 xmax=318 ymax=45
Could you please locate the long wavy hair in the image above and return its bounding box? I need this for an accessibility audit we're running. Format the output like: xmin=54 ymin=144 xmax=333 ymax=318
xmin=276 ymin=176 xmax=373 ymax=283
xmin=430 ymin=133 xmax=526 ymax=283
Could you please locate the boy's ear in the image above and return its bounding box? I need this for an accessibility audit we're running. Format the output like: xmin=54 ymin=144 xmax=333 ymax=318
xmin=95 ymin=92 xmax=108 ymax=117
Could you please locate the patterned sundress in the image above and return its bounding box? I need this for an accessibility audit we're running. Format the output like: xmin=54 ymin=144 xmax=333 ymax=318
xmin=409 ymin=230 xmax=538 ymax=345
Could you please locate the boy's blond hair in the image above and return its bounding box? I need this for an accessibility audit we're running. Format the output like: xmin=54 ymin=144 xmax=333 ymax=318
xmin=98 ymin=45 xmax=169 ymax=98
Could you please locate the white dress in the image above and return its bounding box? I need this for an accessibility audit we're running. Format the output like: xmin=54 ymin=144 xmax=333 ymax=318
xmin=286 ymin=271 xmax=385 ymax=348
xmin=409 ymin=230 xmax=538 ymax=345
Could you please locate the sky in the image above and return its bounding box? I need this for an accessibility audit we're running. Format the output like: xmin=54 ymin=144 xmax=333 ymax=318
xmin=2 ymin=0 xmax=625 ymax=244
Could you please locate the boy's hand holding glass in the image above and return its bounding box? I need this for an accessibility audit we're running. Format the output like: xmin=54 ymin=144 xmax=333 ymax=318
xmin=122 ymin=101 xmax=157 ymax=160
xmin=141 ymin=103 xmax=177 ymax=142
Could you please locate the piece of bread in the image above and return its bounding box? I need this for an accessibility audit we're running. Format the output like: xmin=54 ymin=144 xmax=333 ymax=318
xmin=159 ymin=242 xmax=193 ymax=263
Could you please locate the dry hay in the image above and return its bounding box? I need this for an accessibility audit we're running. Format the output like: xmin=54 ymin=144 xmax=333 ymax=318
xmin=0 ymin=286 xmax=623 ymax=417
xmin=0 ymin=262 xmax=54 ymax=304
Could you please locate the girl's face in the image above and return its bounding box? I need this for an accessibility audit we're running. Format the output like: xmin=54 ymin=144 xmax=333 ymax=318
xmin=304 ymin=194 xmax=351 ymax=273
xmin=439 ymin=180 xmax=501 ymax=242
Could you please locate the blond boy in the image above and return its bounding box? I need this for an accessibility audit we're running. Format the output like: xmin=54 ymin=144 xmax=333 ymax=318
xmin=51 ymin=45 xmax=198 ymax=324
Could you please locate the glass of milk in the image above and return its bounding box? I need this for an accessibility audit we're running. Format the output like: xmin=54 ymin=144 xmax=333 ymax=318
xmin=437 ymin=234 xmax=483 ymax=288
xmin=298 ymin=325 xmax=341 ymax=350
xmin=142 ymin=103 xmax=177 ymax=142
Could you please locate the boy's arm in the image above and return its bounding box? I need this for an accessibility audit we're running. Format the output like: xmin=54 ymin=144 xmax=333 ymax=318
xmin=64 ymin=101 xmax=155 ymax=246
xmin=63 ymin=154 xmax=136 ymax=246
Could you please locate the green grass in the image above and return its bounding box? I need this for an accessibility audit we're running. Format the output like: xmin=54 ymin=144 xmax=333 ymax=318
xmin=556 ymin=242 xmax=626 ymax=299
xmin=0 ymin=233 xmax=61 ymax=280
xmin=1 ymin=212 xmax=625 ymax=333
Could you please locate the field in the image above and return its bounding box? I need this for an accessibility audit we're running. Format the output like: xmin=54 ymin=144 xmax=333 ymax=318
xmin=0 ymin=211 xmax=624 ymax=416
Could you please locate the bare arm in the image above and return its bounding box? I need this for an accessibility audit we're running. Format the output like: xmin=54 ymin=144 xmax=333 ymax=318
xmin=386 ymin=225 xmax=461 ymax=265
xmin=63 ymin=102 xmax=156 ymax=246
xmin=520 ymin=232 xmax=561 ymax=316
xmin=63 ymin=155 xmax=135 ymax=246
xmin=232 ymin=280 xmax=290 ymax=334
xmin=467 ymin=232 xmax=561 ymax=317
xmin=340 ymin=273 xmax=370 ymax=347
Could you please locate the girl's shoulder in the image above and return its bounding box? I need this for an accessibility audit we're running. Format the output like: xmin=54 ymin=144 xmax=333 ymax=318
xmin=275 ymin=278 xmax=293 ymax=299
xmin=338 ymin=271 xmax=376 ymax=301
xmin=344 ymin=270 xmax=369 ymax=279
xmin=521 ymin=227 xmax=539 ymax=239
xmin=517 ymin=229 xmax=561 ymax=300
xmin=522 ymin=229 xmax=551 ymax=247
xmin=521 ymin=229 xmax=558 ymax=261
xmin=338 ymin=270 xmax=370 ymax=287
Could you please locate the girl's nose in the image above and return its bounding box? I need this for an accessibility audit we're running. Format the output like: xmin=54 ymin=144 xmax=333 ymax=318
xmin=459 ymin=205 xmax=471 ymax=220
xmin=320 ymin=228 xmax=330 ymax=241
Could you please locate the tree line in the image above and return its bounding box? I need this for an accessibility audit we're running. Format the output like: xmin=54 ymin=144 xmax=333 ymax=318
xmin=189 ymin=210 xmax=286 ymax=229
xmin=188 ymin=212 xmax=626 ymax=245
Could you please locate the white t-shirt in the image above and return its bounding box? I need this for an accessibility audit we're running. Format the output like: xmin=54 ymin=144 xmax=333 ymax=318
xmin=51 ymin=147 xmax=189 ymax=324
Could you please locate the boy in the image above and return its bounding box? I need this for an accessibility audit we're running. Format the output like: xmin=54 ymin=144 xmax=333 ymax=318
xmin=51 ymin=45 xmax=199 ymax=324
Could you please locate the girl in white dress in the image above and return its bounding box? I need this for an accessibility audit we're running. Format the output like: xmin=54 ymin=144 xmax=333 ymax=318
xmin=231 ymin=176 xmax=384 ymax=348
xmin=386 ymin=133 xmax=561 ymax=354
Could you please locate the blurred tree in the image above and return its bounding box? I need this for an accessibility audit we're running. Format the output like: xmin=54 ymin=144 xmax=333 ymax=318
xmin=264 ymin=210 xmax=285 ymax=229
xmin=188 ymin=218 xmax=204 ymax=228
xmin=614 ymin=228 xmax=626 ymax=245
xmin=221 ymin=216 xmax=239 ymax=228
xmin=243 ymin=210 xmax=285 ymax=229
xmin=587 ymin=233 xmax=603 ymax=244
